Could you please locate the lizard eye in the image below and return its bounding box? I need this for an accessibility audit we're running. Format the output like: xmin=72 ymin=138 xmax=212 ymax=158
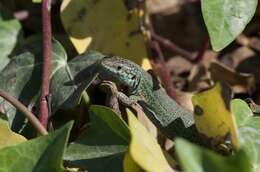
xmin=131 ymin=75 xmax=136 ymax=80
xmin=117 ymin=66 xmax=122 ymax=70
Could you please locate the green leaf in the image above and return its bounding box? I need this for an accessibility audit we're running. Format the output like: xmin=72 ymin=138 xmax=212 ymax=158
xmin=175 ymin=138 xmax=252 ymax=172
xmin=0 ymin=39 xmax=104 ymax=132
xmin=231 ymin=99 xmax=260 ymax=171
xmin=231 ymin=99 xmax=253 ymax=125
xmin=0 ymin=121 xmax=73 ymax=172
xmin=64 ymin=105 xmax=130 ymax=172
xmin=0 ymin=4 xmax=22 ymax=71
xmin=201 ymin=0 xmax=258 ymax=51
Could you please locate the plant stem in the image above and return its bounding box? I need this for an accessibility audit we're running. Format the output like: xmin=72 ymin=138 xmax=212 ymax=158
xmin=150 ymin=31 xmax=194 ymax=61
xmin=39 ymin=0 xmax=52 ymax=129
xmin=192 ymin=37 xmax=210 ymax=63
xmin=0 ymin=90 xmax=48 ymax=136
xmin=148 ymin=17 xmax=178 ymax=102
xmin=149 ymin=40 xmax=179 ymax=103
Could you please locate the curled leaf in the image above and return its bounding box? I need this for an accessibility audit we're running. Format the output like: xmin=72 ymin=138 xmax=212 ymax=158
xmin=192 ymin=82 xmax=240 ymax=151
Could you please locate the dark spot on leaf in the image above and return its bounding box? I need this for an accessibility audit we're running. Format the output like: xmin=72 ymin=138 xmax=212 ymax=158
xmin=92 ymin=0 xmax=100 ymax=5
xmin=220 ymin=82 xmax=233 ymax=110
xmin=128 ymin=29 xmax=142 ymax=37
xmin=125 ymin=41 xmax=130 ymax=47
xmin=194 ymin=105 xmax=204 ymax=116
xmin=126 ymin=13 xmax=132 ymax=21
xmin=77 ymin=8 xmax=87 ymax=21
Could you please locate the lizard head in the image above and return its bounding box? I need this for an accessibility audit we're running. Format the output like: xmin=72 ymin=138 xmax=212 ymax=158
xmin=98 ymin=56 xmax=142 ymax=90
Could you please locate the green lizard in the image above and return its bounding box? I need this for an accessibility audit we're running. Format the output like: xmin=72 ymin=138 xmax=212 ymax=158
xmin=98 ymin=56 xmax=200 ymax=142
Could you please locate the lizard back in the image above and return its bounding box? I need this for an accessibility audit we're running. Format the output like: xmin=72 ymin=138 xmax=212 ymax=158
xmin=98 ymin=56 xmax=199 ymax=140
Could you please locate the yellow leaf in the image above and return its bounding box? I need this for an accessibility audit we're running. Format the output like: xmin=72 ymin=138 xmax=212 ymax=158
xmin=124 ymin=152 xmax=144 ymax=172
xmin=0 ymin=118 xmax=26 ymax=149
xmin=126 ymin=109 xmax=173 ymax=172
xmin=60 ymin=0 xmax=151 ymax=70
xmin=192 ymin=82 xmax=240 ymax=150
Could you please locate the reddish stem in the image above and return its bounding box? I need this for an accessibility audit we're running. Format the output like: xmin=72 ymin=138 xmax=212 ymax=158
xmin=151 ymin=31 xmax=194 ymax=61
xmin=148 ymin=17 xmax=180 ymax=103
xmin=39 ymin=0 xmax=52 ymax=128
xmin=192 ymin=37 xmax=210 ymax=63
xmin=149 ymin=40 xmax=179 ymax=103
xmin=0 ymin=89 xmax=48 ymax=136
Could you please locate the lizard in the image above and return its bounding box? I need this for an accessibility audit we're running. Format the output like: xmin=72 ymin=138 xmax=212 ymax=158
xmin=97 ymin=56 xmax=200 ymax=142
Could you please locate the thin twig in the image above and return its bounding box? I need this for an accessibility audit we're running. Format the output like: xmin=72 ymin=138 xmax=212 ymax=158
xmin=39 ymin=0 xmax=52 ymax=128
xmin=192 ymin=37 xmax=210 ymax=63
xmin=0 ymin=89 xmax=48 ymax=136
xmin=149 ymin=41 xmax=179 ymax=103
xmin=148 ymin=17 xmax=179 ymax=103
xmin=150 ymin=31 xmax=194 ymax=61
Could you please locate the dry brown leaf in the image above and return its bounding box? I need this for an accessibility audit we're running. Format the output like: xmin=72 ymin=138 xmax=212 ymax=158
xmin=146 ymin=0 xmax=181 ymax=15
xmin=188 ymin=64 xmax=212 ymax=91
xmin=210 ymin=62 xmax=256 ymax=93
xmin=167 ymin=56 xmax=193 ymax=75
xmin=237 ymin=55 xmax=260 ymax=85
xmin=221 ymin=46 xmax=255 ymax=68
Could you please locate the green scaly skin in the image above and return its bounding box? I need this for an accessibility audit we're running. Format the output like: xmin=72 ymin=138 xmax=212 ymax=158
xmin=98 ymin=57 xmax=200 ymax=142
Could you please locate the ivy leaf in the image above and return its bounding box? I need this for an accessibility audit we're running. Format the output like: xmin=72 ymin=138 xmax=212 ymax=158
xmin=64 ymin=105 xmax=130 ymax=172
xmin=176 ymin=138 xmax=252 ymax=172
xmin=0 ymin=39 xmax=104 ymax=132
xmin=60 ymin=0 xmax=151 ymax=70
xmin=192 ymin=82 xmax=240 ymax=150
xmin=0 ymin=122 xmax=73 ymax=172
xmin=201 ymin=0 xmax=258 ymax=51
xmin=123 ymin=152 xmax=143 ymax=172
xmin=0 ymin=118 xmax=26 ymax=149
xmin=0 ymin=4 xmax=22 ymax=71
xmin=231 ymin=99 xmax=260 ymax=171
xmin=125 ymin=109 xmax=172 ymax=172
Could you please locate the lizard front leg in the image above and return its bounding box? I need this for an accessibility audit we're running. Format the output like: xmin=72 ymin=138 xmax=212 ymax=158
xmin=100 ymin=81 xmax=137 ymax=105
xmin=100 ymin=81 xmax=145 ymax=113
